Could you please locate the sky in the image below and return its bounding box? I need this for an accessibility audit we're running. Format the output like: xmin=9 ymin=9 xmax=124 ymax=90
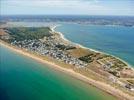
xmin=0 ymin=0 xmax=134 ymax=16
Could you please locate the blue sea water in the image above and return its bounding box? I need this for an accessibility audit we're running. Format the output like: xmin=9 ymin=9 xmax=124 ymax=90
xmin=55 ymin=23 xmax=134 ymax=66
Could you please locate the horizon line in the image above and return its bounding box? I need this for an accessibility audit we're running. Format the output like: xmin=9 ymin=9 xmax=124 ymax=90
xmin=1 ymin=14 xmax=134 ymax=17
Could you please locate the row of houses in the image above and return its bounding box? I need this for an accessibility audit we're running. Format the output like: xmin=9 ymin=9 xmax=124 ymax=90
xmin=11 ymin=38 xmax=87 ymax=68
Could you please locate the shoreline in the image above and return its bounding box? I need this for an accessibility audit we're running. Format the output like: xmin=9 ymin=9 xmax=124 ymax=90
xmin=0 ymin=40 xmax=134 ymax=100
xmin=51 ymin=25 xmax=133 ymax=68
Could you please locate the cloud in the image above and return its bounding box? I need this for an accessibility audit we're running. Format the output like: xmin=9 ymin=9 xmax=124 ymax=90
xmin=1 ymin=0 xmax=133 ymax=15
xmin=1 ymin=0 xmax=103 ymax=10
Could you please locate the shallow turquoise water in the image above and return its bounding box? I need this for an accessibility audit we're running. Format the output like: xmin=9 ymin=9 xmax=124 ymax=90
xmin=0 ymin=45 xmax=117 ymax=100
xmin=55 ymin=23 xmax=134 ymax=66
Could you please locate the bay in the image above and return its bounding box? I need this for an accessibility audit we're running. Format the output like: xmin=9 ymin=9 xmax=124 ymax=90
xmin=55 ymin=23 xmax=134 ymax=66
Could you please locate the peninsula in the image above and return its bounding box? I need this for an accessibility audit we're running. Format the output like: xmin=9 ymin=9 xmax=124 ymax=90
xmin=0 ymin=26 xmax=134 ymax=100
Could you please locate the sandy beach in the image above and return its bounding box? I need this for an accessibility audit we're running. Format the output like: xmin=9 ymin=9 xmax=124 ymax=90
xmin=0 ymin=41 xmax=134 ymax=100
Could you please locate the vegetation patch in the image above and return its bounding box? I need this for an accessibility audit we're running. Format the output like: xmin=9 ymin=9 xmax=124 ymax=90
xmin=4 ymin=27 xmax=52 ymax=41
xmin=79 ymin=54 xmax=94 ymax=63
xmin=56 ymin=44 xmax=76 ymax=50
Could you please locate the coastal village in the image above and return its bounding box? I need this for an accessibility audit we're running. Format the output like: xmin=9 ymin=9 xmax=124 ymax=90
xmin=10 ymin=39 xmax=87 ymax=68
xmin=0 ymin=27 xmax=134 ymax=98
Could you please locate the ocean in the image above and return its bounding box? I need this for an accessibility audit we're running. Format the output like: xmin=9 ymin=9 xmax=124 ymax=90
xmin=55 ymin=23 xmax=134 ymax=67
xmin=0 ymin=45 xmax=116 ymax=100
